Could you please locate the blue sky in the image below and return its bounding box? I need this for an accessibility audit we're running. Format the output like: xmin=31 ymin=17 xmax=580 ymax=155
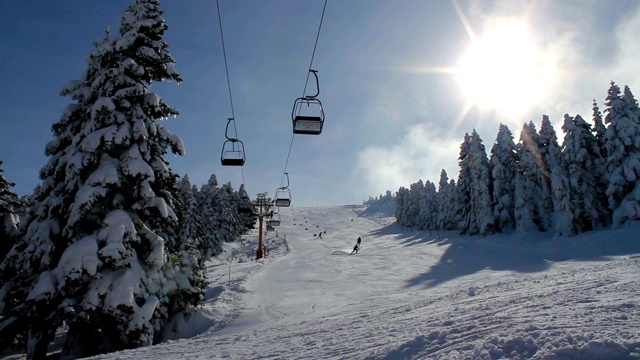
xmin=2 ymin=0 xmax=640 ymax=207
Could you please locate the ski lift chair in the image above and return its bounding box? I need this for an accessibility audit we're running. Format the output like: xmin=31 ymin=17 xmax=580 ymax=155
xmin=274 ymin=187 xmax=291 ymax=207
xmin=292 ymin=69 xmax=324 ymax=135
xmin=220 ymin=118 xmax=246 ymax=166
xmin=269 ymin=213 xmax=281 ymax=226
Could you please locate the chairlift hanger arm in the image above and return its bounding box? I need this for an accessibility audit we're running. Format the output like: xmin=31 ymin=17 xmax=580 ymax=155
xmin=225 ymin=117 xmax=237 ymax=141
xmin=306 ymin=69 xmax=320 ymax=99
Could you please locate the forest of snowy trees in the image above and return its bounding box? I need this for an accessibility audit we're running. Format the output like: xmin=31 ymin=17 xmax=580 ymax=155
xmin=0 ymin=1 xmax=255 ymax=359
xmin=373 ymin=82 xmax=640 ymax=236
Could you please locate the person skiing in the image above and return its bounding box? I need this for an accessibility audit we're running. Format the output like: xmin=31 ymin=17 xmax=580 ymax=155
xmin=350 ymin=243 xmax=359 ymax=254
xmin=357 ymin=237 xmax=361 ymax=246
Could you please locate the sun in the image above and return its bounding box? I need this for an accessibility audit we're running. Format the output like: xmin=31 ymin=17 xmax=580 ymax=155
xmin=455 ymin=18 xmax=556 ymax=120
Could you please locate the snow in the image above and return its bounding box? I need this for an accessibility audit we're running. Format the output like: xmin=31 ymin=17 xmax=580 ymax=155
xmin=48 ymin=205 xmax=638 ymax=360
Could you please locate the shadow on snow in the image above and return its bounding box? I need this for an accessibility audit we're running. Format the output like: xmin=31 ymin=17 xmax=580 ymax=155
xmin=398 ymin=223 xmax=640 ymax=289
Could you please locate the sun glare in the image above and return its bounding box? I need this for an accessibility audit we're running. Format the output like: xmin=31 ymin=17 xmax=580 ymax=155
xmin=456 ymin=18 xmax=556 ymax=120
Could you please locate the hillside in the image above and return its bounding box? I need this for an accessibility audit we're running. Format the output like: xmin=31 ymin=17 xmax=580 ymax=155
xmin=8 ymin=205 xmax=639 ymax=360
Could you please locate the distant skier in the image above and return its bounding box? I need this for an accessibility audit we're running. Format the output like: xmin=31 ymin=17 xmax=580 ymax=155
xmin=350 ymin=243 xmax=359 ymax=255
xmin=318 ymin=232 xmax=322 ymax=239
xmin=357 ymin=237 xmax=361 ymax=246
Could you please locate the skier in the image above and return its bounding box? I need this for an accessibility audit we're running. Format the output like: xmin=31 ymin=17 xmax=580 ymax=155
xmin=357 ymin=237 xmax=361 ymax=246
xmin=350 ymin=243 xmax=359 ymax=255
xmin=318 ymin=232 xmax=322 ymax=239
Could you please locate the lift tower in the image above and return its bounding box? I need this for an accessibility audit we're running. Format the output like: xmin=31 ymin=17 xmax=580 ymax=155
xmin=252 ymin=192 xmax=273 ymax=259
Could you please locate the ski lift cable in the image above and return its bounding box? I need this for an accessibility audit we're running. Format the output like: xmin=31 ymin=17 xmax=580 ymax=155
xmin=216 ymin=0 xmax=247 ymax=188
xmin=279 ymin=0 xmax=328 ymax=189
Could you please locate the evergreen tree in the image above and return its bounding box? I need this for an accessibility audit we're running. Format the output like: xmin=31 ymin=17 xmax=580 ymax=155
xmin=0 ymin=1 xmax=191 ymax=357
xmin=458 ymin=130 xmax=494 ymax=235
xmin=562 ymin=114 xmax=609 ymax=233
xmin=198 ymin=174 xmax=223 ymax=257
xmin=395 ymin=186 xmax=410 ymax=227
xmin=169 ymin=175 xmax=207 ymax=316
xmin=592 ymin=99 xmax=607 ymax=159
xmin=406 ymin=180 xmax=423 ymax=229
xmin=237 ymin=184 xmax=256 ymax=230
xmin=363 ymin=190 xmax=396 ymax=216
xmin=437 ymin=170 xmax=457 ymax=230
xmin=489 ymin=124 xmax=518 ymax=231
xmin=604 ymin=82 xmax=640 ymax=224
xmin=514 ymin=122 xmax=545 ymax=232
xmin=215 ymin=182 xmax=244 ymax=243
xmin=536 ymin=115 xmax=559 ymax=231
xmin=456 ymin=133 xmax=472 ymax=231
xmin=0 ymin=161 xmax=20 ymax=263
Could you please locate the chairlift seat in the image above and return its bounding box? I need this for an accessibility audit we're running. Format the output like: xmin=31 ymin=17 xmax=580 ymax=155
xmin=275 ymin=198 xmax=291 ymax=207
xmin=293 ymin=115 xmax=323 ymax=135
xmin=221 ymin=154 xmax=245 ymax=166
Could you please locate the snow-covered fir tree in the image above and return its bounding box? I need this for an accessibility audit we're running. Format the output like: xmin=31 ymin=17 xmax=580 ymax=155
xmin=536 ymin=115 xmax=560 ymax=231
xmin=561 ymin=114 xmax=609 ymax=233
xmin=592 ymin=99 xmax=608 ymax=159
xmin=0 ymin=161 xmax=20 ymax=264
xmin=237 ymin=184 xmax=256 ymax=230
xmin=168 ymin=175 xmax=207 ymax=319
xmin=197 ymin=174 xmax=223 ymax=257
xmin=215 ymin=182 xmax=246 ymax=243
xmin=395 ymin=186 xmax=410 ymax=228
xmin=458 ymin=130 xmax=494 ymax=235
xmin=456 ymin=133 xmax=472 ymax=231
xmin=514 ymin=122 xmax=546 ymax=232
xmin=0 ymin=1 xmax=197 ymax=358
xmin=489 ymin=124 xmax=518 ymax=232
xmin=437 ymin=170 xmax=457 ymax=230
xmin=603 ymin=82 xmax=640 ymax=225
xmin=362 ymin=190 xmax=396 ymax=217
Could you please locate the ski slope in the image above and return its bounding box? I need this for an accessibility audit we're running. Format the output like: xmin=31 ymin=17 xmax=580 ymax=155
xmin=82 ymin=206 xmax=640 ymax=359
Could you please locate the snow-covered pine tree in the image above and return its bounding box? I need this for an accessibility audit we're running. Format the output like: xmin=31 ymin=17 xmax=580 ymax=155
xmin=167 ymin=175 xmax=207 ymax=321
xmin=536 ymin=115 xmax=560 ymax=231
xmin=561 ymin=114 xmax=609 ymax=233
xmin=215 ymin=182 xmax=245 ymax=243
xmin=456 ymin=133 xmax=472 ymax=232
xmin=514 ymin=122 xmax=545 ymax=232
xmin=406 ymin=180 xmax=424 ymax=229
xmin=592 ymin=99 xmax=607 ymax=159
xmin=424 ymin=180 xmax=439 ymax=231
xmin=469 ymin=130 xmax=494 ymax=235
xmin=395 ymin=186 xmax=410 ymax=227
xmin=0 ymin=161 xmax=20 ymax=264
xmin=197 ymin=174 xmax=223 ymax=258
xmin=0 ymin=1 xmax=193 ymax=358
xmin=591 ymin=100 xmax=611 ymax=225
xmin=489 ymin=124 xmax=518 ymax=232
xmin=237 ymin=184 xmax=256 ymax=230
xmin=362 ymin=190 xmax=396 ymax=216
xmin=604 ymin=82 xmax=640 ymax=225
xmin=437 ymin=170 xmax=457 ymax=230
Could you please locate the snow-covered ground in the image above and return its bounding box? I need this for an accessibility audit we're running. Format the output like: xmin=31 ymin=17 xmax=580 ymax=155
xmin=8 ymin=205 xmax=640 ymax=359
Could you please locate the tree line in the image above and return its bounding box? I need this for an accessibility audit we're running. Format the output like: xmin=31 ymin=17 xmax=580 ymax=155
xmin=371 ymin=82 xmax=640 ymax=237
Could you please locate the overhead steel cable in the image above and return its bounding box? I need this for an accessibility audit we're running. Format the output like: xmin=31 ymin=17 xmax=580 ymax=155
xmin=279 ymin=0 xmax=328 ymax=189
xmin=216 ymin=0 xmax=247 ymax=189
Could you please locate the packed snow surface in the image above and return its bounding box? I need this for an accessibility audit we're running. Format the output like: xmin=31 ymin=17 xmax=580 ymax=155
xmin=14 ymin=206 xmax=640 ymax=359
